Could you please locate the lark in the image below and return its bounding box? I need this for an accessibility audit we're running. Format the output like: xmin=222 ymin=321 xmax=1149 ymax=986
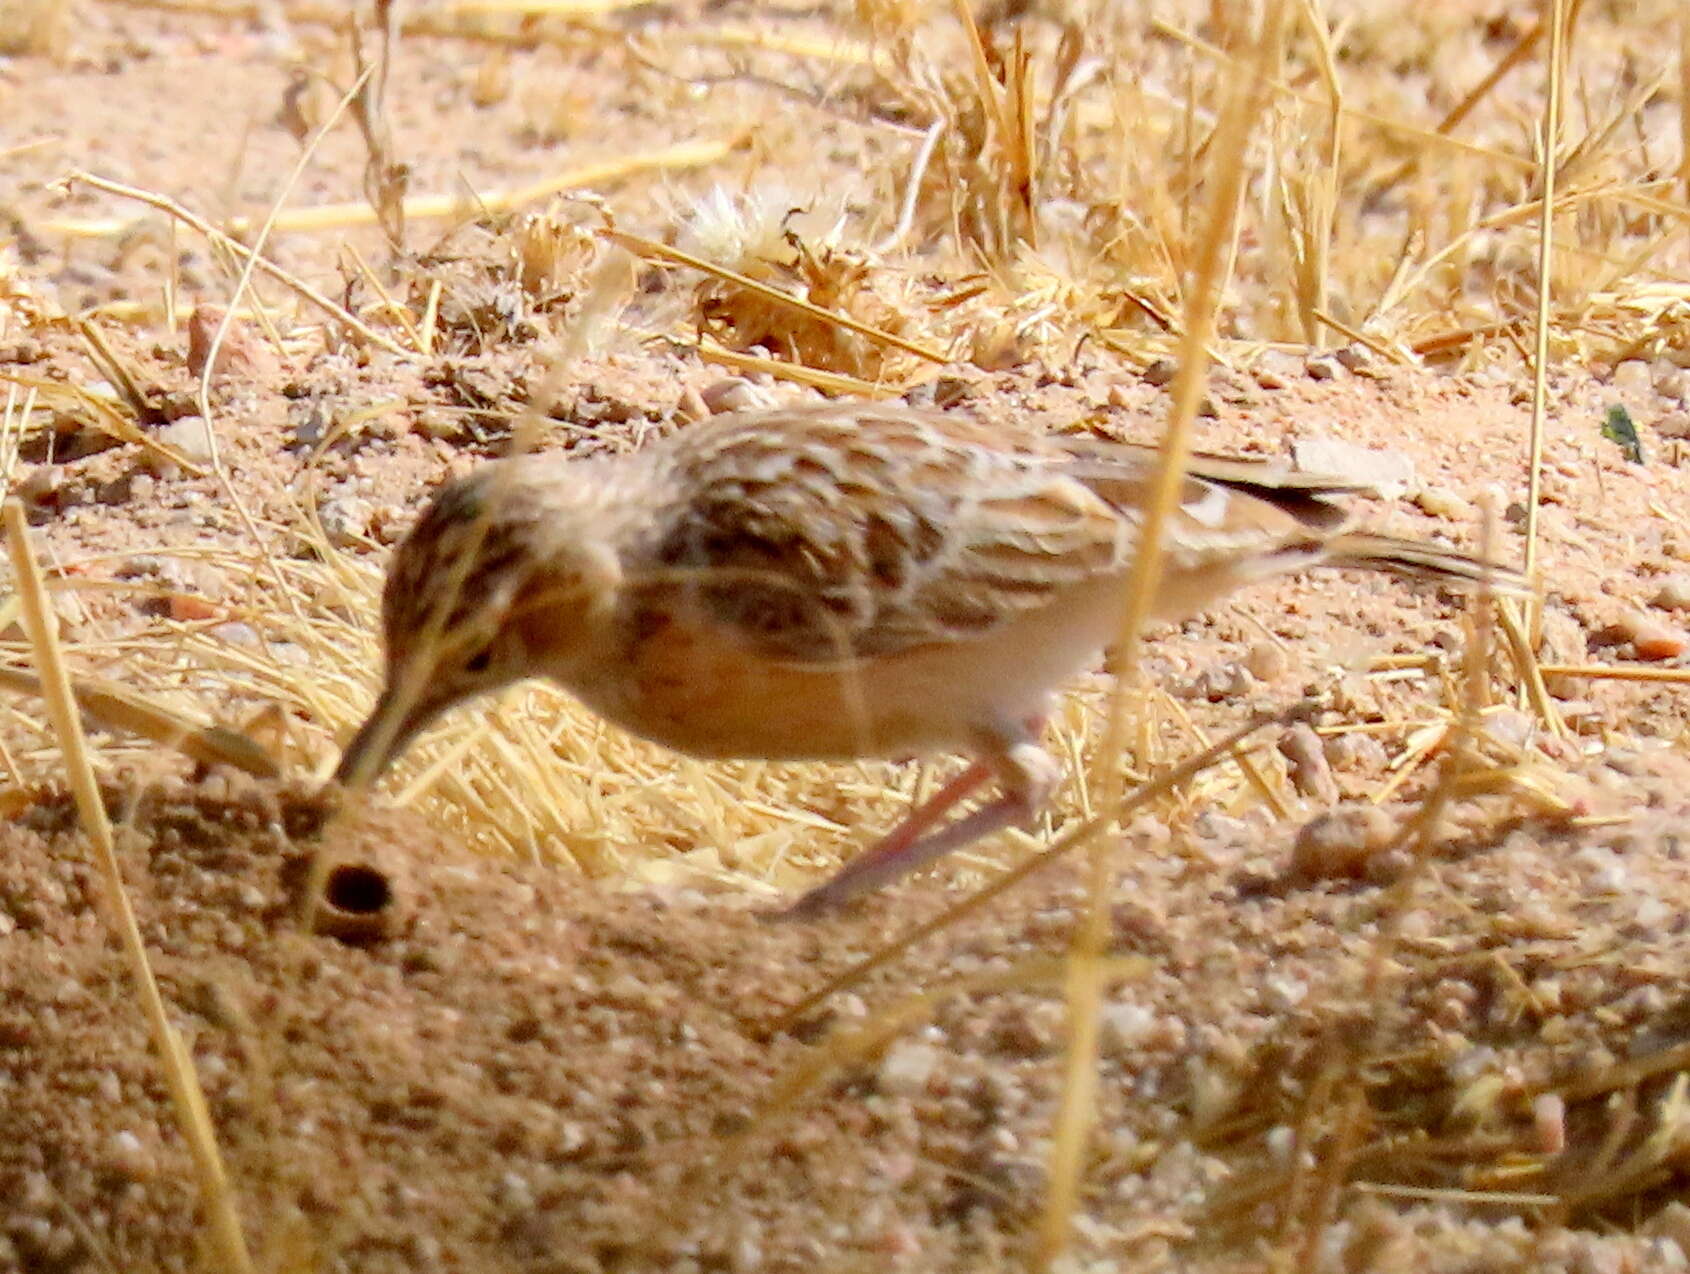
xmin=334 ymin=401 xmax=1524 ymax=915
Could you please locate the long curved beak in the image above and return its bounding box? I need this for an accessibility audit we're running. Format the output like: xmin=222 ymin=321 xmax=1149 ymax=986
xmin=332 ymin=683 xmax=445 ymax=791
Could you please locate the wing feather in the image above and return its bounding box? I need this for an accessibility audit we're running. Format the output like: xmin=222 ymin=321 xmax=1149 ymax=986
xmin=651 ymin=405 xmax=1131 ymax=664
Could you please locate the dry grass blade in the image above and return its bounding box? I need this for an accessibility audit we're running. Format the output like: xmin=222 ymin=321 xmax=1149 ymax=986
xmin=1682 ymin=9 xmax=1690 ymax=201
xmin=1280 ymin=507 xmax=1509 ymax=1260
xmin=689 ymin=956 xmax=1151 ymax=1252
xmin=1039 ymin=2 xmax=1286 ymax=1265
xmin=687 ymin=338 xmax=899 ymax=396
xmin=0 ymin=663 xmax=278 ymax=778
xmin=606 ymin=230 xmax=949 ymax=365
xmin=673 ymin=24 xmax=889 ymax=69
xmin=1367 ymin=13 xmax=1548 ymax=197
xmin=2 ymin=501 xmax=252 ymax=1272
xmin=769 ymin=703 xmax=1302 ymax=1036
xmin=1523 ymin=0 xmax=1570 ymax=591
xmin=1150 ymin=17 xmax=1538 ymax=173
xmin=1353 ymin=1184 xmax=1560 ymax=1207
xmin=945 ymin=0 xmax=1012 ymax=171
xmin=76 ymin=317 xmax=160 ymax=424
xmin=1288 ymin=0 xmax=1340 ymax=345
xmin=349 ymin=0 xmax=408 ymax=250
xmin=1538 ymin=664 xmax=1690 ymax=684
xmin=49 ymin=139 xmax=744 ymax=240
xmin=60 ymin=170 xmax=409 ymax=355
xmin=0 ymin=372 xmax=209 ymax=477
xmin=1494 ymin=598 xmax=1567 ymax=737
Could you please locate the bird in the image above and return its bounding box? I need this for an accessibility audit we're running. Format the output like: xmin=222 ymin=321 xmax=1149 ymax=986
xmin=332 ymin=400 xmax=1526 ymax=916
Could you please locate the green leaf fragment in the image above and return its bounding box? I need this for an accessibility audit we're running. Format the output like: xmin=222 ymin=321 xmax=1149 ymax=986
xmin=1601 ymin=404 xmax=1645 ymax=465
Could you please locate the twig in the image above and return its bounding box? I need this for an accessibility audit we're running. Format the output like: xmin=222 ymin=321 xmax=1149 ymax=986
xmin=48 ymin=138 xmax=744 ymax=241
xmin=1525 ymin=0 xmax=1570 ymax=595
xmin=192 ymin=61 xmax=379 ymax=628
xmin=60 ymin=170 xmax=409 ymax=356
xmin=1538 ymin=663 xmax=1690 ymax=683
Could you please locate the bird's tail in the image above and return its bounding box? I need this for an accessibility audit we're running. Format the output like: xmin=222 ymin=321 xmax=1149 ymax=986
xmin=1319 ymin=533 xmax=1532 ymax=595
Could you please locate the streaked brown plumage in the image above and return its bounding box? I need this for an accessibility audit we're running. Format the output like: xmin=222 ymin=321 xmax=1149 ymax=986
xmin=335 ymin=401 xmax=1526 ymax=914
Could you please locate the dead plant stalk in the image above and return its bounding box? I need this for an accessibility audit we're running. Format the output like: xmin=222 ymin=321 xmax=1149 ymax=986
xmin=1524 ymin=0 xmax=1570 ymax=594
xmin=1038 ymin=1 xmax=1288 ymax=1266
xmin=2 ymin=502 xmax=253 ymax=1272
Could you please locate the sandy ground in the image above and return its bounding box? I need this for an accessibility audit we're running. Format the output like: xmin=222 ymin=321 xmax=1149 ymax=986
xmin=8 ymin=1 xmax=1690 ymax=1271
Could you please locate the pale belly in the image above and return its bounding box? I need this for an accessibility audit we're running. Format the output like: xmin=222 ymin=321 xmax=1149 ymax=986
xmin=557 ymin=567 xmax=1248 ymax=762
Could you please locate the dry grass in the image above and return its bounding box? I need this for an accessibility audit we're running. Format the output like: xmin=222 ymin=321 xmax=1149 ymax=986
xmin=5 ymin=0 xmax=1690 ymax=1265
xmin=3 ymin=501 xmax=251 ymax=1272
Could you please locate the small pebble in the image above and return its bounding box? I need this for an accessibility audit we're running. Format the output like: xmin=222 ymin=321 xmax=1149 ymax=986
xmin=104 ymin=1129 xmax=156 ymax=1181
xmin=1654 ymin=362 xmax=1690 ymax=402
xmin=1176 ymin=661 xmax=1254 ymax=702
xmin=319 ymin=496 xmax=374 ymax=548
xmin=1651 ymin=577 xmax=1690 ymax=611
xmin=1657 ymin=411 xmax=1690 ymax=439
xmin=14 ymin=465 xmax=62 ymax=508
xmin=1611 ymin=359 xmax=1653 ymax=395
xmin=1289 ymin=803 xmax=1400 ymax=881
xmin=1278 ymin=722 xmax=1337 ymax=804
xmin=1413 ymin=485 xmax=1474 ymax=521
xmin=1209 ymin=367 xmax=1256 ymax=406
xmin=1616 ymin=612 xmax=1688 ymax=661
xmin=186 ymin=303 xmax=277 ymax=382
xmin=1254 ymin=350 xmax=1301 ymax=390
xmin=878 ymin=1041 xmax=941 ymax=1098
xmin=1324 ymin=731 xmax=1387 ymax=772
xmin=700 ymin=378 xmax=773 ymax=415
xmin=166 ymin=593 xmax=218 ymax=622
xmin=1334 ymin=344 xmax=1375 ymax=374
xmin=1243 ymin=640 xmax=1287 ymax=682
xmin=1533 ymin=1092 xmax=1566 ymax=1155
xmin=1099 ymin=1002 xmax=1157 ymax=1056
xmin=153 ymin=416 xmax=215 ymax=469
xmin=411 ymin=406 xmax=461 ymax=442
xmin=211 ymin=622 xmax=261 ymax=647
xmin=1142 ymin=359 xmax=1177 ymax=387
xmin=1305 ymin=354 xmax=1341 ymax=381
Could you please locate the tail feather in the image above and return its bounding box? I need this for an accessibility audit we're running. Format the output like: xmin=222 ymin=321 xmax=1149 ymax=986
xmin=1320 ymin=533 xmax=1531 ymax=594
xmin=1060 ymin=437 xmax=1360 ymax=531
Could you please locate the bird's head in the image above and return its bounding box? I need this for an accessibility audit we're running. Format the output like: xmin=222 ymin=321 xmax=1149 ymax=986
xmin=333 ymin=458 xmax=624 ymax=790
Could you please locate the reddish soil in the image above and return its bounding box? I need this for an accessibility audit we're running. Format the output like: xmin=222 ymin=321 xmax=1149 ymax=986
xmin=6 ymin=3 xmax=1690 ymax=1272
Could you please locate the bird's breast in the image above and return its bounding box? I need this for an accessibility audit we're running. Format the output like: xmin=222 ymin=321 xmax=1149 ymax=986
xmin=556 ymin=579 xmax=1130 ymax=764
xmin=563 ymin=607 xmax=925 ymax=761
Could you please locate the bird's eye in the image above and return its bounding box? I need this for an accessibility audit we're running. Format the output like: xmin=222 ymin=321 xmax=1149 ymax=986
xmin=464 ymin=649 xmax=493 ymax=674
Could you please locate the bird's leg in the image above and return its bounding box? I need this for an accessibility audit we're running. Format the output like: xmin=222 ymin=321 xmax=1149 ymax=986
xmin=782 ymin=715 xmax=1056 ymax=918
